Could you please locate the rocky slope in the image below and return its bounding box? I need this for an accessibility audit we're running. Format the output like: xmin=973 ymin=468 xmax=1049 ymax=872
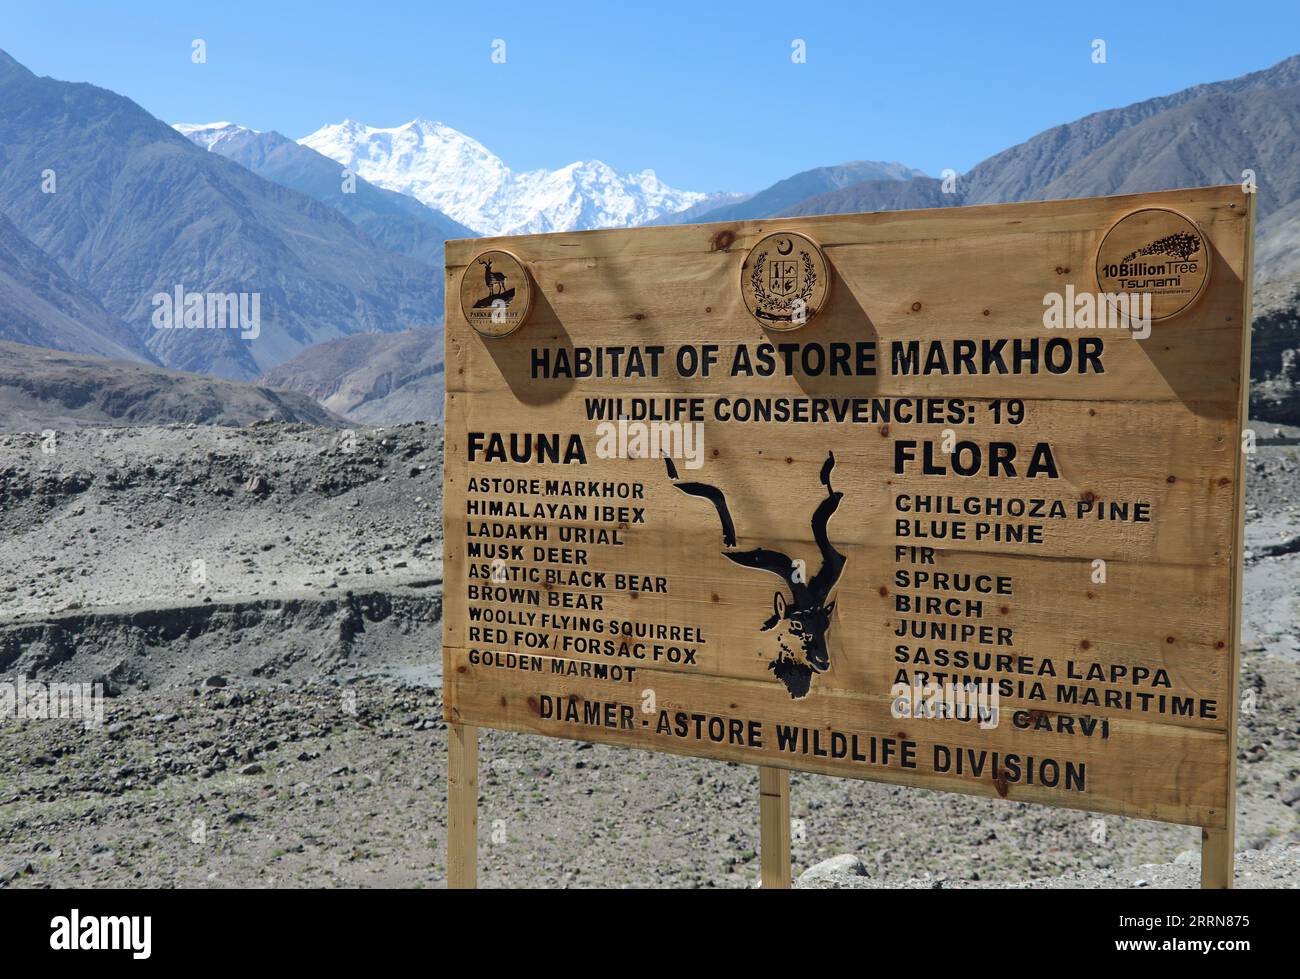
xmin=0 ymin=213 xmax=155 ymax=365
xmin=796 ymin=846 xmax=1300 ymax=889
xmin=257 ymin=329 xmax=445 ymax=425
xmin=959 ymin=54 xmax=1300 ymax=208
xmin=0 ymin=49 xmax=440 ymax=380
xmin=0 ymin=342 xmax=345 ymax=430
xmin=0 ymin=424 xmax=440 ymax=622
xmin=783 ymin=58 xmax=1300 ymax=224
xmin=0 ymin=641 xmax=1293 ymax=889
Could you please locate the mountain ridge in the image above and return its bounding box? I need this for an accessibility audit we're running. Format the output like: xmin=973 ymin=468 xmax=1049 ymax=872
xmin=687 ymin=160 xmax=927 ymax=224
xmin=258 ymin=328 xmax=445 ymax=425
xmin=963 ymin=53 xmax=1300 ymax=206
xmin=0 ymin=49 xmax=442 ymax=381
xmin=0 ymin=210 xmax=157 ymax=364
xmin=174 ymin=121 xmax=474 ymax=264
xmin=300 ymin=117 xmax=714 ymax=236
xmin=0 ymin=340 xmax=345 ymax=431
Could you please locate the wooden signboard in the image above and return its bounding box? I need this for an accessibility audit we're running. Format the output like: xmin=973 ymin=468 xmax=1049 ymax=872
xmin=442 ymin=185 xmax=1254 ymax=889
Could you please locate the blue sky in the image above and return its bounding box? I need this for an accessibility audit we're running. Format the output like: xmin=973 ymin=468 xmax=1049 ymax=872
xmin=4 ymin=0 xmax=1298 ymax=192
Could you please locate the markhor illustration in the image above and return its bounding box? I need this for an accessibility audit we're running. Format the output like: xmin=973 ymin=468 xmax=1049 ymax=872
xmin=473 ymin=257 xmax=515 ymax=308
xmin=663 ymin=451 xmax=846 ymax=698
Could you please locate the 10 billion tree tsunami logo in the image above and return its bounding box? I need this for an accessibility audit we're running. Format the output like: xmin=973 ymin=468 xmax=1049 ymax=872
xmin=664 ymin=451 xmax=846 ymax=698
xmin=1095 ymin=207 xmax=1211 ymax=321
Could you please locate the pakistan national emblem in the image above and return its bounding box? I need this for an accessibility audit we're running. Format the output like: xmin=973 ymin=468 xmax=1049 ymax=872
xmin=741 ymin=231 xmax=831 ymax=330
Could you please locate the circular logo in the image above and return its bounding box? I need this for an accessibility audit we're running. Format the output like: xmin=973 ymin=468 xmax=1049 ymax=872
xmin=1095 ymin=208 xmax=1210 ymax=322
xmin=740 ymin=231 xmax=831 ymax=330
xmin=459 ymin=249 xmax=534 ymax=338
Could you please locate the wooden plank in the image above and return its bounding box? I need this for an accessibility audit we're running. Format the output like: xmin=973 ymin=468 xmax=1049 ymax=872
xmin=442 ymin=547 xmax=1235 ymax=734
xmin=445 ymin=188 xmax=1249 ymax=408
xmin=1201 ymin=190 xmax=1256 ymax=888
xmin=442 ymin=395 xmax=1240 ymax=565
xmin=444 ymin=645 xmax=1231 ymax=828
xmin=443 ymin=186 xmax=1252 ymax=838
xmin=447 ymin=722 xmax=478 ymax=889
xmin=759 ymin=767 xmax=791 ymax=888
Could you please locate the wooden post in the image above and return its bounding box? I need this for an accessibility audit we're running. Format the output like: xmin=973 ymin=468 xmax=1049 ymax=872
xmin=759 ymin=766 xmax=791 ymax=888
xmin=1200 ymin=827 xmax=1233 ymax=889
xmin=448 ymin=722 xmax=478 ymax=889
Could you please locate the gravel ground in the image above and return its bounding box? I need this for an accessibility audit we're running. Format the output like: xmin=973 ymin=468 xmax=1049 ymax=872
xmin=796 ymin=844 xmax=1300 ymax=888
xmin=0 ymin=423 xmax=443 ymax=621
xmin=0 ymin=423 xmax=1296 ymax=889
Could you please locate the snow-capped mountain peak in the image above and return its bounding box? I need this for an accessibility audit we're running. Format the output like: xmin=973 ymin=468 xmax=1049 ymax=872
xmin=299 ymin=118 xmax=708 ymax=236
xmin=172 ymin=121 xmax=260 ymax=152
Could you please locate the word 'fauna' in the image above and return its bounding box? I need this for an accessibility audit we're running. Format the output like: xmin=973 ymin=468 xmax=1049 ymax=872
xmin=468 ymin=431 xmax=587 ymax=465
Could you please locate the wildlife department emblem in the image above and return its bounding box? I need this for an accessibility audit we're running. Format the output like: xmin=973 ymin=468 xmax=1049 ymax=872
xmin=460 ymin=249 xmax=534 ymax=337
xmin=741 ymin=231 xmax=831 ymax=330
xmin=1095 ymin=208 xmax=1210 ymax=321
